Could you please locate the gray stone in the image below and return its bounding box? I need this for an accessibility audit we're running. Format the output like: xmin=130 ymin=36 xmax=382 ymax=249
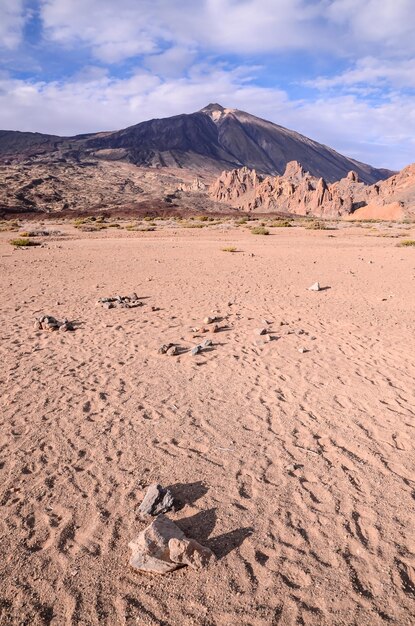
xmin=191 ymin=345 xmax=201 ymax=356
xmin=138 ymin=484 xmax=175 ymax=519
xmin=129 ymin=514 xmax=215 ymax=574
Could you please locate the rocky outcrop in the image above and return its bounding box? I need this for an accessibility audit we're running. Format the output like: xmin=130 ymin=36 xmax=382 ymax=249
xmin=209 ymin=161 xmax=415 ymax=219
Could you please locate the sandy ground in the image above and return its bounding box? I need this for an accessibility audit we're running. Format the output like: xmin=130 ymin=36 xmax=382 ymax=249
xmin=0 ymin=223 xmax=414 ymax=626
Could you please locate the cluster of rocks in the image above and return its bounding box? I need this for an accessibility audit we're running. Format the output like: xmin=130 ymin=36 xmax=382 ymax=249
xmin=158 ymin=343 xmax=180 ymax=356
xmin=34 ymin=315 xmax=74 ymax=332
xmin=159 ymin=314 xmax=222 ymax=357
xmin=130 ymin=484 xmax=215 ymax=574
xmin=191 ymin=338 xmax=212 ymax=355
xmin=98 ymin=293 xmax=144 ymax=309
xmin=159 ymin=338 xmax=213 ymax=357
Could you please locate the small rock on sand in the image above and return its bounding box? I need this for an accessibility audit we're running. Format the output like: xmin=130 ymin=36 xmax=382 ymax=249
xmin=158 ymin=343 xmax=173 ymax=354
xmin=138 ymin=484 xmax=175 ymax=519
xmin=255 ymin=328 xmax=268 ymax=336
xmin=166 ymin=345 xmax=179 ymax=356
xmin=308 ymin=282 xmax=321 ymax=291
xmin=129 ymin=514 xmax=215 ymax=574
xmin=203 ymin=316 xmax=215 ymax=324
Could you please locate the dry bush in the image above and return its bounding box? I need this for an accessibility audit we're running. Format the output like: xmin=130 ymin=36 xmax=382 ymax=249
xmin=251 ymin=226 xmax=269 ymax=235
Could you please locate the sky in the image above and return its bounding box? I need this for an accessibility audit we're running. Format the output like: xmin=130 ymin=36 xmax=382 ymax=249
xmin=0 ymin=0 xmax=414 ymax=170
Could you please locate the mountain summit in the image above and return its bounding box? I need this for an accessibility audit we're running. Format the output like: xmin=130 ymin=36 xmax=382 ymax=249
xmin=0 ymin=104 xmax=392 ymax=184
xmin=84 ymin=103 xmax=392 ymax=183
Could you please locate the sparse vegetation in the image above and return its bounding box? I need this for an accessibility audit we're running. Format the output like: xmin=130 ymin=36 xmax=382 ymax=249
xmin=10 ymin=238 xmax=41 ymax=247
xmin=222 ymin=246 xmax=237 ymax=252
xmin=270 ymin=220 xmax=292 ymax=227
xmin=125 ymin=222 xmax=138 ymax=231
xmin=236 ymin=217 xmax=248 ymax=225
xmin=0 ymin=220 xmax=20 ymax=232
xmin=73 ymin=215 xmax=106 ymax=228
xmin=397 ymin=239 xmax=415 ymax=247
xmin=250 ymin=226 xmax=269 ymax=235
xmin=305 ymin=220 xmax=328 ymax=230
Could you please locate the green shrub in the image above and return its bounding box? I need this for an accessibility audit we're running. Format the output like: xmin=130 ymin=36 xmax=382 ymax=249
xmin=10 ymin=238 xmax=41 ymax=247
xmin=397 ymin=239 xmax=415 ymax=247
xmin=222 ymin=246 xmax=237 ymax=252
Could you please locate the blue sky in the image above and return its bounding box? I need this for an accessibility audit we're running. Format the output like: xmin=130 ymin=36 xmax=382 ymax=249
xmin=0 ymin=0 xmax=414 ymax=170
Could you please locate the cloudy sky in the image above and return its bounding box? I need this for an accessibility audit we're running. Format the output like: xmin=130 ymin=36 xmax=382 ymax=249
xmin=1 ymin=0 xmax=414 ymax=169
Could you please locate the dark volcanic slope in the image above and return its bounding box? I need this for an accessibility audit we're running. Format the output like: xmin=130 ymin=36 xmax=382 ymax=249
xmin=0 ymin=104 xmax=393 ymax=183
xmin=0 ymin=130 xmax=62 ymax=158
xmin=85 ymin=103 xmax=393 ymax=183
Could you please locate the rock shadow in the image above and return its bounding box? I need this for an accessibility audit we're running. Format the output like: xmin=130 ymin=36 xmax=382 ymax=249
xmin=168 ymin=481 xmax=209 ymax=511
xmin=207 ymin=526 xmax=254 ymax=559
xmin=176 ymin=507 xmax=253 ymax=560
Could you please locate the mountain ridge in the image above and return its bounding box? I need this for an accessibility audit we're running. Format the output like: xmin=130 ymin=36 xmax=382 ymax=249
xmin=0 ymin=103 xmax=394 ymax=184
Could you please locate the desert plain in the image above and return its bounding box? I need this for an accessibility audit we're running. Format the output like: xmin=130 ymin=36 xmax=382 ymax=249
xmin=0 ymin=218 xmax=414 ymax=625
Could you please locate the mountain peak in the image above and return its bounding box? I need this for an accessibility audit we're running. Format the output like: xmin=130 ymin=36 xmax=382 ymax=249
xmin=200 ymin=103 xmax=237 ymax=123
xmin=200 ymin=103 xmax=226 ymax=113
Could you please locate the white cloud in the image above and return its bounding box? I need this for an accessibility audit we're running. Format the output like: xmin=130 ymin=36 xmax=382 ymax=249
xmin=327 ymin=0 xmax=415 ymax=54
xmin=38 ymin=0 xmax=334 ymax=63
xmin=309 ymin=57 xmax=415 ymax=91
xmin=0 ymin=0 xmax=26 ymax=50
xmin=38 ymin=0 xmax=415 ymax=63
xmin=144 ymin=46 xmax=197 ymax=78
xmin=41 ymin=0 xmax=161 ymax=62
xmin=0 ymin=66 xmax=414 ymax=170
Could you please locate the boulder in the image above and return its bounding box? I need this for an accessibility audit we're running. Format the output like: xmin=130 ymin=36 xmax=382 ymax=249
xmin=169 ymin=537 xmax=216 ymax=570
xmin=129 ymin=514 xmax=215 ymax=574
xmin=129 ymin=515 xmax=186 ymax=574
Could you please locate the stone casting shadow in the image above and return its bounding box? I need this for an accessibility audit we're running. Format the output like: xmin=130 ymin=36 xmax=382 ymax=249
xmin=176 ymin=507 xmax=253 ymax=560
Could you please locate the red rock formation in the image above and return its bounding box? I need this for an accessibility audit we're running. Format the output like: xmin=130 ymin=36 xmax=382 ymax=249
xmin=209 ymin=161 xmax=415 ymax=219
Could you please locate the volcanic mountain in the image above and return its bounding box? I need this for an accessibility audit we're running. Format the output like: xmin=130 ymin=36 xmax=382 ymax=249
xmin=0 ymin=104 xmax=392 ymax=184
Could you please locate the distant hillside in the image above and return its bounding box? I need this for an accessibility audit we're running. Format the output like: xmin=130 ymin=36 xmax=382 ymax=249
xmin=0 ymin=104 xmax=394 ymax=184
